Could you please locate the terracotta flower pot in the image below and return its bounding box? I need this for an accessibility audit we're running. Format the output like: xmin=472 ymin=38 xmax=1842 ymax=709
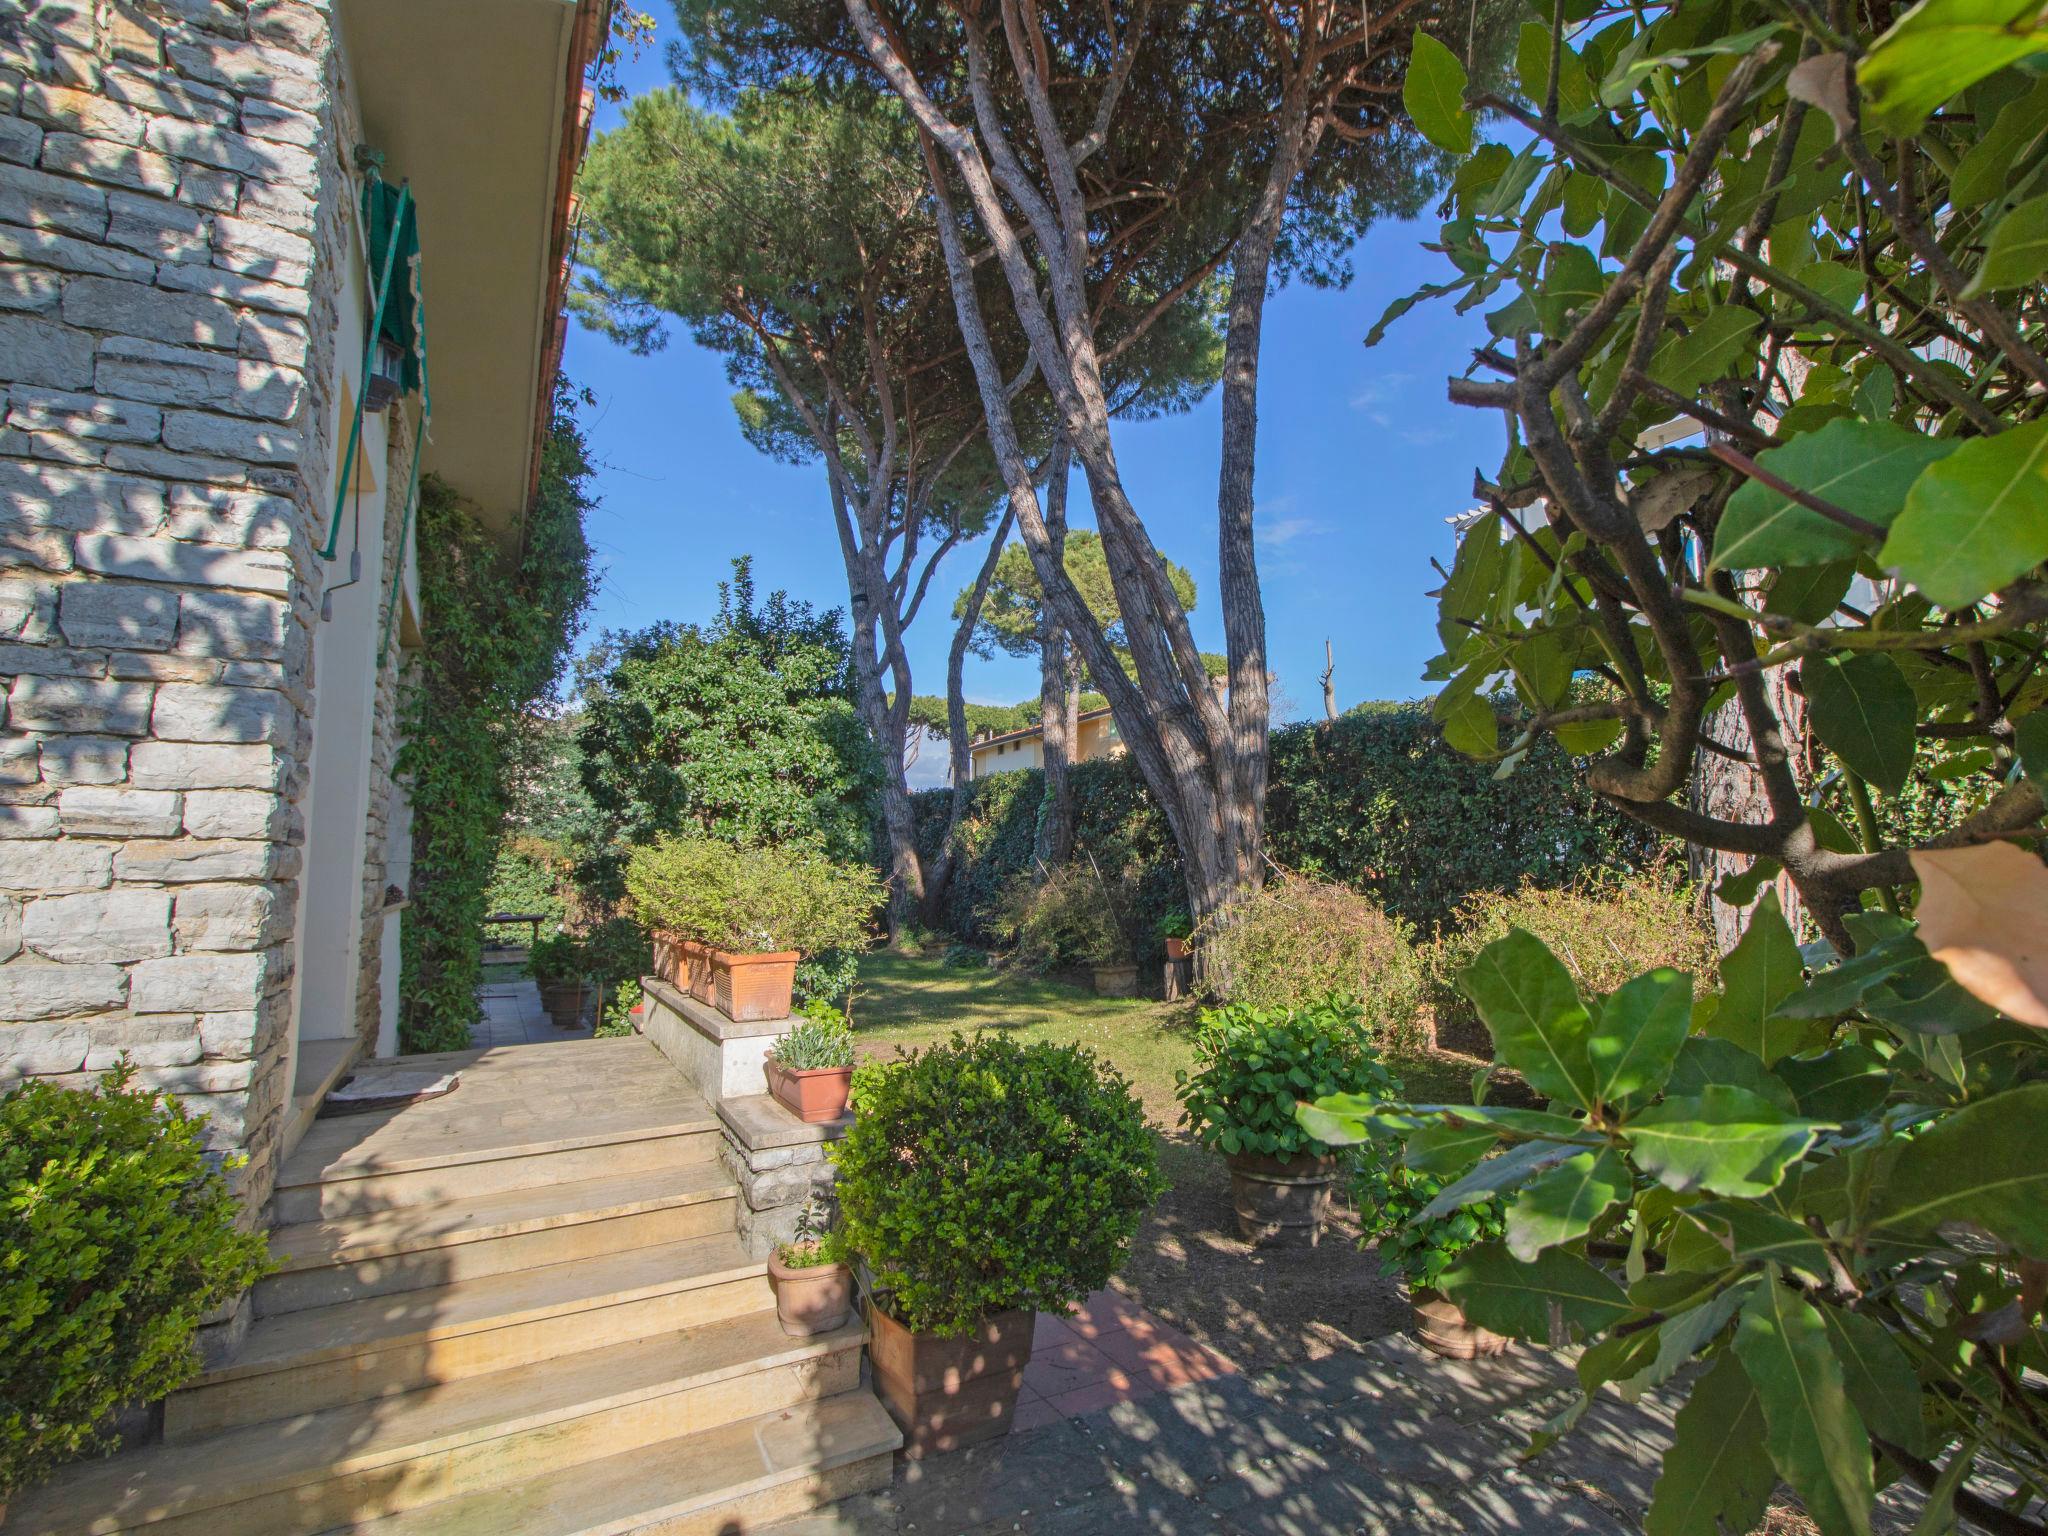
xmin=1092 ymin=963 xmax=1139 ymax=997
xmin=1225 ymin=1150 xmax=1336 ymax=1248
xmin=705 ymin=947 xmax=799 ymax=1021
xmin=1411 ymin=1286 xmax=1511 ymax=1360
xmin=867 ymin=1300 xmax=1034 ymax=1458
xmin=766 ymin=1058 xmax=853 ymax=1123
xmin=768 ymin=1244 xmax=854 ymax=1336
xmin=538 ymin=981 xmax=588 ymax=1029
xmin=681 ymin=939 xmax=715 ymax=1004
xmin=652 ymin=931 xmax=697 ymax=991
xmin=1164 ymin=936 xmax=1191 ymax=961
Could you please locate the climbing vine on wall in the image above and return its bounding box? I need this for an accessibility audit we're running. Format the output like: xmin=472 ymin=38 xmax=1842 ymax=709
xmin=396 ymin=383 xmax=596 ymax=1052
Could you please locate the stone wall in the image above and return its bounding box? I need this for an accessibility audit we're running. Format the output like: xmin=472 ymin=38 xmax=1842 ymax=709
xmin=0 ymin=0 xmax=404 ymax=1215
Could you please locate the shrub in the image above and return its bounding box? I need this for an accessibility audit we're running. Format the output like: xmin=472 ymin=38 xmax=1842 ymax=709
xmin=1158 ymin=908 xmax=1193 ymax=941
xmin=770 ymin=1016 xmax=854 ymax=1071
xmin=986 ymin=861 xmax=1132 ymax=971
xmin=1427 ymin=873 xmax=1715 ymax=1047
xmin=1352 ymin=1140 xmax=1504 ymax=1291
xmin=833 ymin=1034 xmax=1164 ymax=1335
xmin=593 ymin=976 xmax=640 ymax=1038
xmin=1176 ymin=997 xmax=1401 ymax=1161
xmin=1198 ymin=875 xmax=1427 ymax=1047
xmin=794 ymin=948 xmax=859 ymax=1009
xmin=624 ymin=833 xmax=878 ymax=955
xmin=1 ymin=1068 xmax=274 ymax=1497
xmin=525 ymin=930 xmax=586 ymax=987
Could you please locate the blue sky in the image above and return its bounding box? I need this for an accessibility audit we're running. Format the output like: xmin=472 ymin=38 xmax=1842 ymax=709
xmin=562 ymin=23 xmax=1507 ymax=733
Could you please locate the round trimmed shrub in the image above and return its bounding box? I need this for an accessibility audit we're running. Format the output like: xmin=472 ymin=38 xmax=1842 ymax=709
xmin=1199 ymin=875 xmax=1427 ymax=1048
xmin=2 ymin=1067 xmax=273 ymax=1498
xmin=832 ymin=1034 xmax=1164 ymax=1336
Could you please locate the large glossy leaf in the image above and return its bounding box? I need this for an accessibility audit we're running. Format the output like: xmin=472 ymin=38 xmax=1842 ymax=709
xmin=1404 ymin=1120 xmax=1498 ymax=1177
xmin=1868 ymin=1083 xmax=2048 ymax=1255
xmin=1405 ymin=31 xmax=1472 ymax=153
xmin=1881 ymin=416 xmax=2048 ymax=609
xmin=1859 ymin=0 xmax=2048 ymax=134
xmin=1460 ymin=929 xmax=1599 ymax=1108
xmin=1439 ymin=1241 xmax=1631 ymax=1337
xmin=1911 ymin=843 xmax=2048 ymax=1027
xmin=1588 ymin=967 xmax=1692 ymax=1103
xmin=1667 ymin=1036 xmax=1800 ymax=1112
xmin=1773 ymin=938 xmax=1920 ymax=1019
xmin=1650 ymin=308 xmax=1762 ymax=397
xmin=1505 ymin=1148 xmax=1631 ymax=1260
xmin=1965 ymin=190 xmax=2048 ymax=295
xmin=1803 ymin=652 xmax=1917 ymax=794
xmin=1952 ymin=75 xmax=2048 ymax=205
xmin=1625 ymin=1086 xmax=1832 ymax=1197
xmin=1415 ymin=1137 xmax=1583 ymax=1222
xmin=1734 ymin=1278 xmax=1875 ymax=1536
xmin=1816 ymin=1300 xmax=1928 ymax=1456
xmin=1705 ymin=892 xmax=1818 ymax=1064
xmin=1773 ymin=1046 xmax=1892 ymax=1121
xmin=1644 ymin=1350 xmax=1776 ymax=1536
xmin=1686 ymin=1201 xmax=1831 ymax=1280
xmin=1711 ymin=419 xmax=1956 ymax=572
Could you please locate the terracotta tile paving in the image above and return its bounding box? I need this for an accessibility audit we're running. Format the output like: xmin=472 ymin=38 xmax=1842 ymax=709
xmin=1014 ymin=1288 xmax=1235 ymax=1431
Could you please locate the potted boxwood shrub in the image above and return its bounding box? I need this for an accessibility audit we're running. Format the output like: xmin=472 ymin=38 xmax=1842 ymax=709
xmin=765 ymin=1004 xmax=856 ymax=1123
xmin=1159 ymin=909 xmax=1194 ymax=962
xmin=768 ymin=1201 xmax=854 ymax=1336
xmin=833 ymin=1034 xmax=1164 ymax=1457
xmin=1175 ymin=996 xmax=1398 ymax=1248
xmin=625 ymin=834 xmax=878 ymax=1022
xmin=1353 ymin=1146 xmax=1510 ymax=1360
xmin=526 ymin=930 xmax=590 ymax=1029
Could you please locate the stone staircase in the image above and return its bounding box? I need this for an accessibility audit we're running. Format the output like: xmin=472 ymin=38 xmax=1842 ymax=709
xmin=9 ymin=1037 xmax=900 ymax=1535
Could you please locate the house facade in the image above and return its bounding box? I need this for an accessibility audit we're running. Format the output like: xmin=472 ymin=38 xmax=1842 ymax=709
xmin=967 ymin=704 xmax=1124 ymax=779
xmin=0 ymin=0 xmax=602 ymax=1288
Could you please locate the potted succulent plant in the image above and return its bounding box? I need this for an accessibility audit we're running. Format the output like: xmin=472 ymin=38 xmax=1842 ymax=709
xmin=1353 ymin=1147 xmax=1511 ymax=1360
xmin=1175 ymin=997 xmax=1398 ymax=1248
xmin=765 ymin=1004 xmax=857 ymax=1123
xmin=833 ymin=1034 xmax=1164 ymax=1457
xmin=624 ymin=834 xmax=878 ymax=1022
xmin=768 ymin=1201 xmax=855 ymax=1336
xmin=1159 ymin=909 xmax=1194 ymax=962
xmin=526 ymin=931 xmax=590 ymax=1029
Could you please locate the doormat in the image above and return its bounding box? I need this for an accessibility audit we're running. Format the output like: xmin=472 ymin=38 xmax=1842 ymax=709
xmin=317 ymin=1068 xmax=462 ymax=1117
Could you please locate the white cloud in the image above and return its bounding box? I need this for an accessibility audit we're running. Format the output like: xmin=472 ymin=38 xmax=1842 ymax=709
xmin=1349 ymin=373 xmax=1414 ymax=428
xmin=1258 ymin=515 xmax=1322 ymax=549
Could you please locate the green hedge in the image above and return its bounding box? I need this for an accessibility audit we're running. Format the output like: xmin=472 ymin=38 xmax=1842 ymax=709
xmin=914 ymin=703 xmax=1660 ymax=948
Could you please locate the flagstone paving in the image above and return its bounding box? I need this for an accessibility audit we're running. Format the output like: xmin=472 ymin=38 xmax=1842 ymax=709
xmin=475 ymin=977 xmax=590 ymax=1046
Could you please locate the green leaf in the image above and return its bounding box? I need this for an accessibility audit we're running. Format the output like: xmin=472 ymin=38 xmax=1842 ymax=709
xmin=1766 ymin=562 xmax=1855 ymax=625
xmin=1437 ymin=684 xmax=1500 ymax=759
xmin=1560 ymin=171 xmax=1605 ymax=236
xmin=1404 ymin=1120 xmax=1497 ymax=1177
xmin=1440 ymin=1241 xmax=1631 ymax=1337
xmin=1649 ymin=308 xmax=1762 ymax=397
xmin=1859 ymin=0 xmax=2048 ymax=135
xmin=1952 ymin=75 xmax=2048 ymax=206
xmin=1588 ymin=967 xmax=1692 ymax=1103
xmin=1882 ymin=416 xmax=2048 ymax=609
xmin=2016 ymin=710 xmax=2048 ymax=781
xmin=1459 ymin=928 xmax=1599 ymax=1109
xmin=1773 ymin=1046 xmax=1892 ymax=1121
xmin=1667 ymin=1036 xmax=1800 ymax=1113
xmin=1515 ymin=21 xmax=1594 ymax=119
xmin=1505 ymin=1148 xmax=1631 ymax=1260
xmin=1706 ymin=892 xmax=1817 ymax=1065
xmin=1405 ymin=31 xmax=1473 ymax=154
xmin=1868 ymin=1083 xmax=2048 ymax=1256
xmin=1415 ymin=1137 xmax=1584 ymax=1222
xmin=1966 ymin=190 xmax=2048 ymax=295
xmin=1803 ymin=652 xmax=1917 ymax=794
xmin=1774 ymin=936 xmax=1921 ymax=1019
xmin=1716 ymin=858 xmax=1782 ymax=909
xmin=1733 ymin=1278 xmax=1875 ymax=1536
xmin=1711 ymin=419 xmax=1958 ymax=571
xmin=1816 ymin=1300 xmax=1929 ymax=1457
xmin=1644 ymin=1350 xmax=1776 ymax=1536
xmin=1553 ymin=716 xmax=1623 ymax=755
xmin=1626 ymin=1086 xmax=1833 ymax=1198
xmin=1628 ymin=1280 xmax=1756 ymax=1395
xmin=1686 ymin=1201 xmax=1832 ymax=1280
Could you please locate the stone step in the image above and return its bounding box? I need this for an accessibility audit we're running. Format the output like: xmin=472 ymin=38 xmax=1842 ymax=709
xmin=334 ymin=1390 xmax=903 ymax=1536
xmin=272 ymin=1124 xmax=725 ymax=1224
xmin=7 ymin=1311 xmax=870 ymax=1536
xmin=256 ymin=1165 xmax=738 ymax=1316
xmin=168 ymin=1233 xmax=768 ymax=1439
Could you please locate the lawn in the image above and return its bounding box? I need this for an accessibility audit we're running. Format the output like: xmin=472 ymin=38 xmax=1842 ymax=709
xmin=845 ymin=947 xmax=1482 ymax=1371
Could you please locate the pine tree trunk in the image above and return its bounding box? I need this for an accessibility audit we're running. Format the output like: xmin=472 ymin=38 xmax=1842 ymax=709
xmin=923 ymin=508 xmax=1013 ymax=927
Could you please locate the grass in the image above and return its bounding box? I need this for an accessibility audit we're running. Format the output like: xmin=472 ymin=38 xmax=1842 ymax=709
xmin=843 ymin=945 xmax=1498 ymax=1371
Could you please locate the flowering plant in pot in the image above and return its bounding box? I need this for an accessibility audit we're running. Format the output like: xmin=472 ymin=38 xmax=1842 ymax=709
xmin=525 ymin=931 xmax=591 ymax=1029
xmin=765 ymin=1003 xmax=856 ymax=1123
xmin=768 ymin=1201 xmax=854 ymax=1337
xmin=625 ymin=834 xmax=877 ymax=1021
xmin=833 ymin=1034 xmax=1163 ymax=1457
xmin=1175 ymin=996 xmax=1397 ymax=1248
xmin=1351 ymin=1138 xmax=1510 ymax=1360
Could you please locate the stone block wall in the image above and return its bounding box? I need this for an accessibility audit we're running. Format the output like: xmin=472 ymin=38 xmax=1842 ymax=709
xmin=0 ymin=0 xmax=407 ymax=1214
